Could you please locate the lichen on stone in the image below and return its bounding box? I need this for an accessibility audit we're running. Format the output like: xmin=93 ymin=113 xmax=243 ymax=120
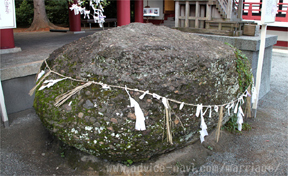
xmin=34 ymin=23 xmax=252 ymax=163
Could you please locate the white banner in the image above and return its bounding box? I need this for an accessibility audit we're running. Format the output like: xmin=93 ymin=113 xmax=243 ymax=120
xmin=261 ymin=0 xmax=277 ymax=24
xmin=144 ymin=8 xmax=160 ymax=17
xmin=0 ymin=0 xmax=16 ymax=29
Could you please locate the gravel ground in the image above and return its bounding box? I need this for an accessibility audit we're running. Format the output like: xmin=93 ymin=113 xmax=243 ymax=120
xmin=0 ymin=49 xmax=287 ymax=176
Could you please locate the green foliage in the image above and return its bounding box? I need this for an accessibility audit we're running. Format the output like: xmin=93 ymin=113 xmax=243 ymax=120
xmin=176 ymin=161 xmax=184 ymax=170
xmin=45 ymin=0 xmax=69 ymax=25
xmin=103 ymin=1 xmax=116 ymax=18
xmin=123 ymin=159 xmax=133 ymax=166
xmin=60 ymin=152 xmax=65 ymax=158
xmin=15 ymin=0 xmax=111 ymax=27
xmin=207 ymin=146 xmax=213 ymax=151
xmin=225 ymin=43 xmax=253 ymax=93
xmin=15 ymin=0 xmax=69 ymax=27
xmin=222 ymin=114 xmax=252 ymax=134
xmin=15 ymin=0 xmax=34 ymax=27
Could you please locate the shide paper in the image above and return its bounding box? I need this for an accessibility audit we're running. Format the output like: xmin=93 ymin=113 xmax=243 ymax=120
xmin=125 ymin=86 xmax=146 ymax=131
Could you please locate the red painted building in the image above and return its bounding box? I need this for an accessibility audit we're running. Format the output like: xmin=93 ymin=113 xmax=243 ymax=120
xmin=242 ymin=0 xmax=288 ymax=48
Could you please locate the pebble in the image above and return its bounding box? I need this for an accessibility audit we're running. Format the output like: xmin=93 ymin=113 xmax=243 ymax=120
xmin=62 ymin=104 xmax=72 ymax=112
xmin=83 ymin=100 xmax=94 ymax=109
xmin=78 ymin=112 xmax=84 ymax=118
xmin=110 ymin=118 xmax=118 ymax=123
xmin=127 ymin=112 xmax=136 ymax=120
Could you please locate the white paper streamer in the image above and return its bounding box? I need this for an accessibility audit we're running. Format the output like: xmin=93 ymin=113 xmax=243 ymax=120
xmin=69 ymin=4 xmax=78 ymax=14
xmin=131 ymin=98 xmax=146 ymax=131
xmin=234 ymin=101 xmax=239 ymax=114
xmin=37 ymin=70 xmax=45 ymax=81
xmin=200 ymin=114 xmax=208 ymax=143
xmin=200 ymin=128 xmax=208 ymax=143
xmin=251 ymin=87 xmax=257 ymax=104
xmin=125 ymin=86 xmax=146 ymax=131
xmin=39 ymin=78 xmax=66 ymax=90
xmin=208 ymin=106 xmax=212 ymax=118
xmin=237 ymin=106 xmax=244 ymax=131
xmin=84 ymin=10 xmax=90 ymax=19
xmin=214 ymin=106 xmax=219 ymax=112
xmin=195 ymin=104 xmax=208 ymax=143
xmin=139 ymin=90 xmax=149 ymax=99
xmin=70 ymin=0 xmax=106 ymax=28
xmin=69 ymin=4 xmax=85 ymax=15
xmin=101 ymin=84 xmax=110 ymax=90
xmin=247 ymin=90 xmax=251 ymax=97
xmin=179 ymin=102 xmax=184 ymax=110
xmin=203 ymin=107 xmax=209 ymax=116
xmin=162 ymin=97 xmax=169 ymax=109
xmin=225 ymin=102 xmax=234 ymax=116
xmin=196 ymin=104 xmax=202 ymax=117
xmin=152 ymin=93 xmax=161 ymax=100
xmin=34 ymin=58 xmax=254 ymax=145
xmin=239 ymin=96 xmax=244 ymax=104
xmin=234 ymin=96 xmax=245 ymax=114
xmin=243 ymin=90 xmax=251 ymax=97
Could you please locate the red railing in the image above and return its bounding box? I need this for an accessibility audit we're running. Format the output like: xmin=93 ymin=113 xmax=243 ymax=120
xmin=242 ymin=2 xmax=288 ymax=22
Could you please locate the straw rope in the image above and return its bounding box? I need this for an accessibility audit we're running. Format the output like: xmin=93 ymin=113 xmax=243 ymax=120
xmin=30 ymin=59 xmax=252 ymax=109
xmin=29 ymin=59 xmax=253 ymax=143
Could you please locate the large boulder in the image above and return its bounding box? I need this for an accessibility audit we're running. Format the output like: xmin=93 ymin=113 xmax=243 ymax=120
xmin=34 ymin=23 xmax=251 ymax=162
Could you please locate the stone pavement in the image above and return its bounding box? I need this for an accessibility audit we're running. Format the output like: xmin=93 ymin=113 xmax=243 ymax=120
xmin=1 ymin=29 xmax=103 ymax=81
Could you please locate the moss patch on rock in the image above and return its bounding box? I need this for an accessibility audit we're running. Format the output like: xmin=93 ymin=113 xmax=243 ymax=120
xmin=34 ymin=23 xmax=252 ymax=163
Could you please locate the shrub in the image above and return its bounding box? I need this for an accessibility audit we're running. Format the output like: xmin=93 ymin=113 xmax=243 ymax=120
xmin=45 ymin=0 xmax=69 ymax=25
xmin=16 ymin=0 xmax=34 ymax=27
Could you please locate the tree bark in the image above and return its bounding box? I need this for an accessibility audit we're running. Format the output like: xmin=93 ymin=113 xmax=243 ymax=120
xmin=27 ymin=0 xmax=61 ymax=31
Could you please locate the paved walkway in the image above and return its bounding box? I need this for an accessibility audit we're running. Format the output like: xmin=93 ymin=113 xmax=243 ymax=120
xmin=1 ymin=29 xmax=103 ymax=81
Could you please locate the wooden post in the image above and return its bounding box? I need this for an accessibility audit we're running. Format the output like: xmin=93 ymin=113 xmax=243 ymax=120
xmin=180 ymin=4 xmax=185 ymax=27
xmin=218 ymin=22 xmax=222 ymax=30
xmin=206 ymin=4 xmax=211 ymax=21
xmin=175 ymin=1 xmax=180 ymax=27
xmin=200 ymin=5 xmax=205 ymax=28
xmin=206 ymin=4 xmax=211 ymax=29
xmin=252 ymin=24 xmax=267 ymax=117
xmin=185 ymin=1 xmax=190 ymax=27
xmin=252 ymin=0 xmax=277 ymax=117
xmin=195 ymin=1 xmax=199 ymax=28
xmin=238 ymin=0 xmax=243 ymax=20
xmin=206 ymin=22 xmax=210 ymax=29
xmin=227 ymin=0 xmax=232 ymax=20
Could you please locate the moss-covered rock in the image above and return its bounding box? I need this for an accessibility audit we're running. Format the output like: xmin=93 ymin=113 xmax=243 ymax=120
xmin=34 ymin=23 xmax=251 ymax=163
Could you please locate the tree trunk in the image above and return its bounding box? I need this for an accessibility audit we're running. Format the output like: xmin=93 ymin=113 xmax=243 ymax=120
xmin=27 ymin=0 xmax=61 ymax=31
